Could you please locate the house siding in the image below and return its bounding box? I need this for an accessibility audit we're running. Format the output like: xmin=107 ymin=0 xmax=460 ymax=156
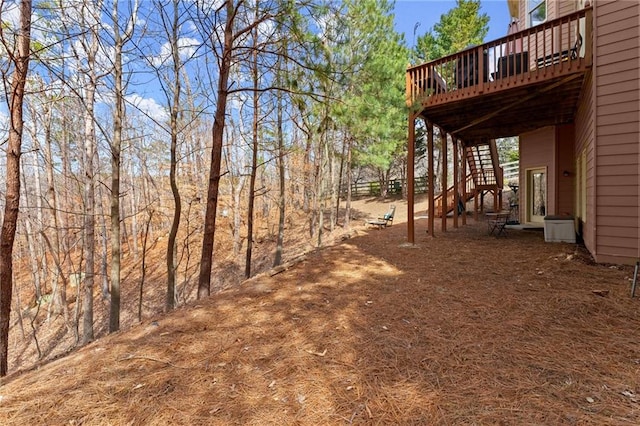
xmin=594 ymin=0 xmax=640 ymax=263
xmin=520 ymin=126 xmax=556 ymax=221
xmin=520 ymin=1 xmax=575 ymax=28
xmin=556 ymin=124 xmax=575 ymax=216
xmin=520 ymin=2 xmax=583 ymax=72
xmin=519 ymin=123 xmax=575 ymax=221
xmin=520 ymin=1 xmax=548 ymax=27
xmin=557 ymin=0 xmax=576 ymax=18
xmin=574 ymin=69 xmax=595 ymax=253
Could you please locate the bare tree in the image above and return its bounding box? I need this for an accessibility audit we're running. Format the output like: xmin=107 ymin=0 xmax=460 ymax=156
xmin=273 ymin=46 xmax=287 ymax=267
xmin=161 ymin=0 xmax=183 ymax=310
xmin=244 ymin=5 xmax=260 ymax=279
xmin=0 ymin=0 xmax=32 ymax=377
xmin=68 ymin=1 xmax=103 ymax=345
xmin=108 ymin=0 xmax=138 ymax=333
xmin=196 ymin=0 xmax=238 ymax=297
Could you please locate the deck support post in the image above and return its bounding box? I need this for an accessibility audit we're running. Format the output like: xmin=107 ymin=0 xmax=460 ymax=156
xmin=474 ymin=187 xmax=479 ymax=222
xmin=461 ymin=141 xmax=467 ymax=225
xmin=427 ymin=120 xmax=435 ymax=236
xmin=441 ymin=128 xmax=447 ymax=232
xmin=407 ymin=113 xmax=416 ymax=245
xmin=453 ymin=137 xmax=459 ymax=228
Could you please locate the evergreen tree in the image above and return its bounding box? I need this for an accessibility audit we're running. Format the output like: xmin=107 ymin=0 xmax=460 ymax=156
xmin=333 ymin=0 xmax=409 ymax=195
xmin=414 ymin=0 xmax=489 ymax=63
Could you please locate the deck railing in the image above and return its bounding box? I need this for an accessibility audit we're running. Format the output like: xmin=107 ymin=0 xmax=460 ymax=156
xmin=434 ymin=173 xmax=476 ymax=217
xmin=406 ymin=7 xmax=593 ymax=107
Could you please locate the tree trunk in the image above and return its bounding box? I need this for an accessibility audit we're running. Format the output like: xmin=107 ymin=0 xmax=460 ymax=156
xmin=302 ymin=131 xmax=313 ymax=213
xmin=344 ymin=137 xmax=353 ymax=229
xmin=225 ymin=113 xmax=246 ymax=256
xmin=44 ymin=105 xmax=67 ymax=317
xmin=20 ymin=165 xmax=41 ymax=305
xmin=273 ymin=85 xmax=285 ymax=267
xmin=23 ymin=119 xmax=45 ymax=304
xmin=316 ymin=137 xmax=328 ymax=248
xmin=329 ymin=145 xmax=336 ymax=232
xmin=166 ymin=0 xmax=182 ymax=311
xmin=129 ymin=160 xmax=139 ymax=262
xmin=227 ymin=132 xmax=245 ymax=255
xmin=59 ymin=112 xmax=72 ymax=319
xmin=198 ymin=0 xmax=235 ymax=298
xmin=335 ymin=134 xmax=346 ymax=226
xmin=138 ymin=210 xmax=153 ymax=321
xmin=81 ymin=31 xmax=99 ymax=345
xmin=245 ymin=17 xmax=260 ymax=279
xmin=109 ymin=0 xmax=136 ymax=332
xmin=0 ymin=0 xmax=31 ymax=377
xmin=98 ymin=183 xmax=110 ymax=300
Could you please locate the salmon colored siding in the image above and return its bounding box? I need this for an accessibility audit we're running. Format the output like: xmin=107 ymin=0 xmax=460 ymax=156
xmin=555 ymin=124 xmax=575 ymax=216
xmin=520 ymin=126 xmax=556 ymax=219
xmin=593 ymin=0 xmax=640 ymax=263
xmin=557 ymin=0 xmax=575 ymax=17
xmin=519 ymin=2 xmax=583 ymax=71
xmin=519 ymin=1 xmax=575 ymax=28
xmin=520 ymin=124 xmax=575 ymax=222
xmin=574 ymin=69 xmax=595 ymax=252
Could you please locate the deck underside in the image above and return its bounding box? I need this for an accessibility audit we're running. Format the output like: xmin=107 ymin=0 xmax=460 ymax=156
xmin=415 ymin=70 xmax=588 ymax=143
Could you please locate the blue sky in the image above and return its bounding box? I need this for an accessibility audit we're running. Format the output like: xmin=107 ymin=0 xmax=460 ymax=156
xmin=393 ymin=0 xmax=512 ymax=47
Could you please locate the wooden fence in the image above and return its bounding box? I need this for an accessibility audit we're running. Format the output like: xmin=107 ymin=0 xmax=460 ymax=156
xmin=343 ymin=177 xmax=428 ymax=197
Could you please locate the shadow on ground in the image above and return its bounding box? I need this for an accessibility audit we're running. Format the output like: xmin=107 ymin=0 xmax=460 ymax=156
xmin=0 ymin=217 xmax=638 ymax=425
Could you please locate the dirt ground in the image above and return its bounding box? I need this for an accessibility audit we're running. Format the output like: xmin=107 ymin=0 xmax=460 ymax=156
xmin=0 ymin=197 xmax=639 ymax=425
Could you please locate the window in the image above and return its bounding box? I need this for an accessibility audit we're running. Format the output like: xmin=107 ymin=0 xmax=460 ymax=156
xmin=528 ymin=0 xmax=546 ymax=27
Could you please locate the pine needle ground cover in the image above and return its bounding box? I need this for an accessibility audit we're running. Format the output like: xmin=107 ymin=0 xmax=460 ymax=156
xmin=0 ymin=207 xmax=638 ymax=425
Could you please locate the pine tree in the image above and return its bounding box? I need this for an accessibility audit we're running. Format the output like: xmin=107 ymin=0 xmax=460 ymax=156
xmin=414 ymin=0 xmax=489 ymax=63
xmin=333 ymin=0 xmax=409 ymax=198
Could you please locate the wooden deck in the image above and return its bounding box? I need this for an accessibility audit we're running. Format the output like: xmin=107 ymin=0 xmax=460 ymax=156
xmin=406 ymin=8 xmax=593 ymax=143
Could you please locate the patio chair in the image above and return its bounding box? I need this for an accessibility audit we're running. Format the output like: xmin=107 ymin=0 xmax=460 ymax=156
xmin=536 ymin=33 xmax=583 ymax=68
xmin=365 ymin=205 xmax=396 ymax=230
xmin=487 ymin=211 xmax=509 ymax=237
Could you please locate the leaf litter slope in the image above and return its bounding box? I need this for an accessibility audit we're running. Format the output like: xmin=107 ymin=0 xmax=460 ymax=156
xmin=0 ymin=206 xmax=639 ymax=425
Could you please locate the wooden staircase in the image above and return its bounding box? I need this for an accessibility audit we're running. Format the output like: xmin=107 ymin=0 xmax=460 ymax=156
xmin=433 ymin=140 xmax=503 ymax=217
xmin=434 ymin=174 xmax=474 ymax=217
xmin=466 ymin=141 xmax=503 ymax=192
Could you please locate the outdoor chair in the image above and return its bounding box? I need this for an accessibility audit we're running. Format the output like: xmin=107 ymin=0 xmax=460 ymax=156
xmin=365 ymin=205 xmax=396 ymax=230
xmin=535 ymin=33 xmax=583 ymax=68
xmin=487 ymin=211 xmax=509 ymax=237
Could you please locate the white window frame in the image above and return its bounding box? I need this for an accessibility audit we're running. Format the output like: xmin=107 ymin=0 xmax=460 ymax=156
xmin=528 ymin=0 xmax=547 ymax=27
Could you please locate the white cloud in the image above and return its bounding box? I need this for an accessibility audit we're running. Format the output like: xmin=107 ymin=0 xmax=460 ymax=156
xmin=151 ymin=37 xmax=201 ymax=67
xmin=126 ymin=94 xmax=169 ymax=123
